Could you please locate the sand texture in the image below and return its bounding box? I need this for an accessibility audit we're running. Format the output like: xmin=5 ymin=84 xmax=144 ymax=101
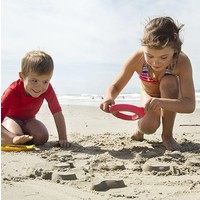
xmin=2 ymin=105 xmax=200 ymax=200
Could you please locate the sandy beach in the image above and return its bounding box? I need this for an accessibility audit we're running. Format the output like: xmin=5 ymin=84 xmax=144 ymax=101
xmin=1 ymin=104 xmax=200 ymax=200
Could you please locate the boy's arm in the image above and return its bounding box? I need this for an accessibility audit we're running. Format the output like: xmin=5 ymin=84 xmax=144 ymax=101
xmin=53 ymin=111 xmax=69 ymax=147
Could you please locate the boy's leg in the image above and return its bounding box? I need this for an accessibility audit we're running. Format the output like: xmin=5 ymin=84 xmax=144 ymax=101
xmin=1 ymin=118 xmax=33 ymax=144
xmin=160 ymin=75 xmax=181 ymax=150
xmin=23 ymin=118 xmax=49 ymax=146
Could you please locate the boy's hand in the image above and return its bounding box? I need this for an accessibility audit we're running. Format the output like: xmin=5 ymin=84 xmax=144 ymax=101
xmin=58 ymin=139 xmax=70 ymax=148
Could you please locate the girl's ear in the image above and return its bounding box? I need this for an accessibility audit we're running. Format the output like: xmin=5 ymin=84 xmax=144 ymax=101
xmin=19 ymin=72 xmax=24 ymax=80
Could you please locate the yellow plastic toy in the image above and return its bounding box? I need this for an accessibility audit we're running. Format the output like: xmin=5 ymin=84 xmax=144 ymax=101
xmin=1 ymin=144 xmax=35 ymax=152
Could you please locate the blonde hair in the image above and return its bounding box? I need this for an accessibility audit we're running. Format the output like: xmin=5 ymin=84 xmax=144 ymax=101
xmin=21 ymin=50 xmax=54 ymax=76
xmin=141 ymin=17 xmax=184 ymax=69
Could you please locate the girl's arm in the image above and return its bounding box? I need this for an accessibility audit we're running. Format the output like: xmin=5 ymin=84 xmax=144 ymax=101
xmin=176 ymin=53 xmax=196 ymax=112
xmin=146 ymin=53 xmax=196 ymax=113
xmin=100 ymin=50 xmax=144 ymax=112
xmin=53 ymin=111 xmax=69 ymax=147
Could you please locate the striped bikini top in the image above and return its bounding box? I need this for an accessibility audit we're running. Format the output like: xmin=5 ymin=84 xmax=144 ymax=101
xmin=139 ymin=65 xmax=172 ymax=85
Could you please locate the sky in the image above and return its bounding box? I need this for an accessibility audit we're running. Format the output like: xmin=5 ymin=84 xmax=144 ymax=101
xmin=1 ymin=0 xmax=200 ymax=95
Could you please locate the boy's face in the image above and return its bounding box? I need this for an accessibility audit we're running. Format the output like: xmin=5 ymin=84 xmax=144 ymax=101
xmin=143 ymin=46 xmax=175 ymax=72
xmin=19 ymin=72 xmax=53 ymax=98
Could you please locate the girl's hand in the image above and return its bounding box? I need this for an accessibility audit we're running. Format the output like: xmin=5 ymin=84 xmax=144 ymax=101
xmin=100 ymin=99 xmax=115 ymax=113
xmin=58 ymin=139 xmax=70 ymax=148
xmin=145 ymin=97 xmax=163 ymax=112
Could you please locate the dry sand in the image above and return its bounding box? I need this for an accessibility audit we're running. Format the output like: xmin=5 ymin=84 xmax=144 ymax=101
xmin=1 ymin=104 xmax=200 ymax=200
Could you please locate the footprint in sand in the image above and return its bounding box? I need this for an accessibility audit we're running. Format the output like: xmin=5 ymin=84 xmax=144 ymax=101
xmin=185 ymin=155 xmax=200 ymax=167
xmin=142 ymin=157 xmax=170 ymax=172
xmin=98 ymin=162 xmax=125 ymax=171
xmin=52 ymin=163 xmax=72 ymax=170
xmin=52 ymin=171 xmax=77 ymax=182
xmin=91 ymin=180 xmax=126 ymax=191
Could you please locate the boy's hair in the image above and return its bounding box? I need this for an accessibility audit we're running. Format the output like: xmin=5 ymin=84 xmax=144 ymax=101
xmin=21 ymin=50 xmax=54 ymax=76
xmin=141 ymin=17 xmax=184 ymax=68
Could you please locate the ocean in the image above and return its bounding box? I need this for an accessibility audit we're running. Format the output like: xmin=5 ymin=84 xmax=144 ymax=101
xmin=1 ymin=64 xmax=200 ymax=108
xmin=57 ymin=93 xmax=141 ymax=107
xmin=56 ymin=92 xmax=200 ymax=109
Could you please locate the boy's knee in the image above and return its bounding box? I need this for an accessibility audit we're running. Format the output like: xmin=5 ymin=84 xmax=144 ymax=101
xmin=33 ymin=133 xmax=49 ymax=146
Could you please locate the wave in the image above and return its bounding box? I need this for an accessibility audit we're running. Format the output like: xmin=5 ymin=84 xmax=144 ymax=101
xmin=57 ymin=92 xmax=200 ymax=108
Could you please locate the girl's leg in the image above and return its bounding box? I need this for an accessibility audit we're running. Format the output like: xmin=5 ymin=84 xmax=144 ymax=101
xmin=160 ymin=75 xmax=181 ymax=150
xmin=1 ymin=118 xmax=33 ymax=144
xmin=23 ymin=119 xmax=49 ymax=146
xmin=131 ymin=91 xmax=161 ymax=141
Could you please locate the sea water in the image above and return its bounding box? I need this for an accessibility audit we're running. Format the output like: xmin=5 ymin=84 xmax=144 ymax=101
xmin=56 ymin=92 xmax=200 ymax=109
xmin=1 ymin=64 xmax=200 ymax=108
xmin=57 ymin=93 xmax=141 ymax=107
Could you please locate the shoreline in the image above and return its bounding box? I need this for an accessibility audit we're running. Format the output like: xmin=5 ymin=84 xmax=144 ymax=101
xmin=55 ymin=94 xmax=200 ymax=109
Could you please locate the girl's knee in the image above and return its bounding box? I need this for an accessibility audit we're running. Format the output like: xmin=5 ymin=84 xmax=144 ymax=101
xmin=142 ymin=125 xmax=159 ymax=134
xmin=138 ymin=117 xmax=160 ymax=134
xmin=160 ymin=75 xmax=179 ymax=98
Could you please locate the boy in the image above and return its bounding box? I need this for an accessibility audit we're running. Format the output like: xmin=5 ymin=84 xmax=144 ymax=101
xmin=1 ymin=50 xmax=69 ymax=147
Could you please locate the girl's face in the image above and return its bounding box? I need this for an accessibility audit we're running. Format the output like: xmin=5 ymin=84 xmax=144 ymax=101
xmin=19 ymin=72 xmax=53 ymax=98
xmin=143 ymin=46 xmax=175 ymax=72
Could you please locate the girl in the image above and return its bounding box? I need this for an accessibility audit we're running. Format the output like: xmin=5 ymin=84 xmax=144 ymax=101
xmin=100 ymin=16 xmax=195 ymax=151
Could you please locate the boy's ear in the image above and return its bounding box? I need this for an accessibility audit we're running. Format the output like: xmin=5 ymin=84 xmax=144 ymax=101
xmin=19 ymin=72 xmax=24 ymax=80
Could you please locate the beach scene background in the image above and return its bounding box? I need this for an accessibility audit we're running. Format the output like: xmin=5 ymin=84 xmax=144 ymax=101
xmin=1 ymin=1 xmax=200 ymax=200
xmin=1 ymin=0 xmax=200 ymax=108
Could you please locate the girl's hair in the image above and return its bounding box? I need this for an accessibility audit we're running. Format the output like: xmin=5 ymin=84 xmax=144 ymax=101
xmin=141 ymin=17 xmax=184 ymax=68
xmin=21 ymin=50 xmax=54 ymax=76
